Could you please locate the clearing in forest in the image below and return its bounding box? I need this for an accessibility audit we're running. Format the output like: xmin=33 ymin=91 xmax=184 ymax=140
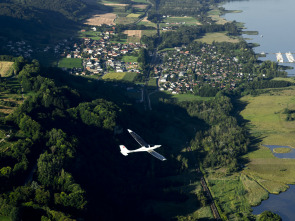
xmin=0 ymin=62 xmax=14 ymax=77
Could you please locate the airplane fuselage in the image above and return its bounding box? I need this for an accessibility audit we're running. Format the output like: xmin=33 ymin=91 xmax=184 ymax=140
xmin=129 ymin=145 xmax=161 ymax=153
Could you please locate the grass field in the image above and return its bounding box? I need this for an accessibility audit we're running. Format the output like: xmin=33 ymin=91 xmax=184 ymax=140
xmin=208 ymin=9 xmax=228 ymax=25
xmin=272 ymin=77 xmax=295 ymax=83
xmin=238 ymin=86 xmax=295 ymax=199
xmin=207 ymin=174 xmax=252 ymax=219
xmin=79 ymin=30 xmax=101 ymax=40
xmin=240 ymin=87 xmax=295 ymax=146
xmin=126 ymin=13 xmax=141 ymax=18
xmin=206 ymin=86 xmax=295 ymax=219
xmin=171 ymin=93 xmax=213 ymax=102
xmin=102 ymin=72 xmax=138 ymax=82
xmin=116 ymin=17 xmax=138 ymax=24
xmin=122 ymin=55 xmax=138 ymax=63
xmin=142 ymin=30 xmax=157 ymax=37
xmin=58 ymin=58 xmax=83 ymax=69
xmin=196 ymin=32 xmax=240 ymax=44
xmin=137 ymin=20 xmax=157 ymax=28
xmin=0 ymin=61 xmax=14 ymax=77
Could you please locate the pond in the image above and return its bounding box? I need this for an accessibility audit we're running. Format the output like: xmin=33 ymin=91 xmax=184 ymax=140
xmin=264 ymin=145 xmax=295 ymax=159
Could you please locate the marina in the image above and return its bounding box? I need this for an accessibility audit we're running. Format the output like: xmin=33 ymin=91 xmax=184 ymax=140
xmin=273 ymin=52 xmax=295 ymax=63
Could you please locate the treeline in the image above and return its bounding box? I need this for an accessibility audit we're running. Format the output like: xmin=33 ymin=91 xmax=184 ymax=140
xmin=179 ymin=96 xmax=249 ymax=172
xmin=246 ymin=80 xmax=293 ymax=90
xmin=149 ymin=0 xmax=223 ymax=16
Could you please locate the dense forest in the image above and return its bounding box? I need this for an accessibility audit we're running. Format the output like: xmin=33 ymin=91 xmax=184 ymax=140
xmin=0 ymin=57 xmax=204 ymax=220
xmin=0 ymin=0 xmax=102 ymax=45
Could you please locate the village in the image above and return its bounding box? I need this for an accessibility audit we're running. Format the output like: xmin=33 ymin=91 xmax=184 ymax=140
xmin=3 ymin=25 xmax=253 ymax=96
xmin=155 ymin=44 xmax=246 ymax=94
xmin=64 ymin=27 xmax=146 ymax=76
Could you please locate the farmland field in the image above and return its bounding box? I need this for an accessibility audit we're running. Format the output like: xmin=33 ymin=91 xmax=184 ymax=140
xmin=138 ymin=16 xmax=157 ymax=27
xmin=102 ymin=72 xmax=138 ymax=82
xmin=126 ymin=13 xmax=141 ymax=18
xmin=196 ymin=32 xmax=240 ymax=44
xmin=84 ymin=12 xmax=116 ymax=26
xmin=78 ymin=30 xmax=101 ymax=40
xmin=142 ymin=30 xmax=157 ymax=37
xmin=0 ymin=61 xmax=14 ymax=77
xmin=58 ymin=58 xmax=83 ymax=69
xmin=116 ymin=17 xmax=138 ymax=24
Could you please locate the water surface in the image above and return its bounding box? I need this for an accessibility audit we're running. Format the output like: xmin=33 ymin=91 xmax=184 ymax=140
xmin=222 ymin=0 xmax=295 ymax=76
xmin=252 ymin=185 xmax=295 ymax=221
xmin=264 ymin=145 xmax=295 ymax=159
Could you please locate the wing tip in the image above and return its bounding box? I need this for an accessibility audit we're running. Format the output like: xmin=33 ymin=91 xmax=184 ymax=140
xmin=127 ymin=129 xmax=132 ymax=133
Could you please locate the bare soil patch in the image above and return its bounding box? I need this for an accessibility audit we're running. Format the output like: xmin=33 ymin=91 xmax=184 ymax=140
xmin=84 ymin=12 xmax=117 ymax=26
xmin=103 ymin=3 xmax=128 ymax=6
xmin=124 ymin=30 xmax=142 ymax=37
xmin=0 ymin=62 xmax=14 ymax=77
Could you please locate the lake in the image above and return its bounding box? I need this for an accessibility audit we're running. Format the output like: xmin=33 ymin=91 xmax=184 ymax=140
xmin=222 ymin=0 xmax=295 ymax=76
xmin=252 ymin=185 xmax=295 ymax=221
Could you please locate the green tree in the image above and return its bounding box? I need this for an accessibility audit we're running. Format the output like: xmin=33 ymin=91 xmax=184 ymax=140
xmin=258 ymin=211 xmax=281 ymax=221
xmin=19 ymin=115 xmax=41 ymax=140
xmin=35 ymin=188 xmax=50 ymax=205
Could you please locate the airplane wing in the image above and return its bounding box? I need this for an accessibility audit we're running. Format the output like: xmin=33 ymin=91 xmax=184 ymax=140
xmin=148 ymin=150 xmax=167 ymax=161
xmin=128 ymin=129 xmax=148 ymax=147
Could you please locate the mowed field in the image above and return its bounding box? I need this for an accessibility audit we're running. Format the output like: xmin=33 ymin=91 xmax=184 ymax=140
xmin=102 ymin=72 xmax=138 ymax=81
xmin=58 ymin=58 xmax=83 ymax=69
xmin=196 ymin=32 xmax=240 ymax=44
xmin=124 ymin=30 xmax=142 ymax=43
xmin=0 ymin=61 xmax=14 ymax=77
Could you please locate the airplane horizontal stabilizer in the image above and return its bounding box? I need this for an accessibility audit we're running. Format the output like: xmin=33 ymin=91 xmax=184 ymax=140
xmin=120 ymin=145 xmax=129 ymax=156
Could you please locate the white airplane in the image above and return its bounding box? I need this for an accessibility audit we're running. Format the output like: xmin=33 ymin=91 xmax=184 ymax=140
xmin=120 ymin=129 xmax=167 ymax=161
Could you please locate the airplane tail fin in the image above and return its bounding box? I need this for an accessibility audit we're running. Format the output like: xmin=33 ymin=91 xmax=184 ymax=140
xmin=120 ymin=145 xmax=129 ymax=156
